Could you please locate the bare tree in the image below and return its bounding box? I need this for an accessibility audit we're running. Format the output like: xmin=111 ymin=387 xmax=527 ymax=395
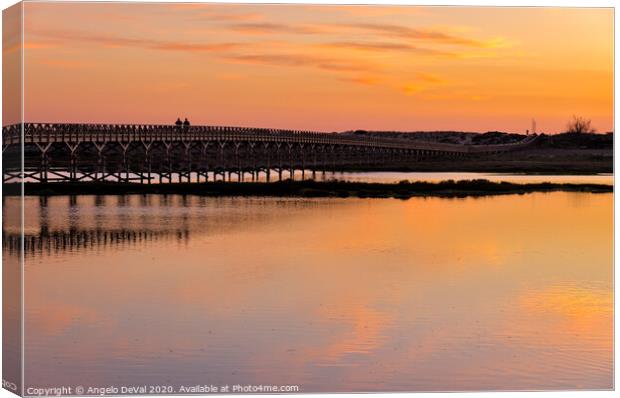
xmin=566 ymin=115 xmax=596 ymax=134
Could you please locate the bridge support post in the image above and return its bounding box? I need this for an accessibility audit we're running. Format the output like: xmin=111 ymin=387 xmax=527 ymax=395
xmin=234 ymin=143 xmax=241 ymax=182
xmin=286 ymin=143 xmax=294 ymax=181
xmin=163 ymin=142 xmax=171 ymax=184
xmin=35 ymin=143 xmax=52 ymax=183
xmin=42 ymin=153 xmax=48 ymax=183
xmin=183 ymin=142 xmax=191 ymax=183
xmin=262 ymin=142 xmax=271 ymax=182
xmin=217 ymin=141 xmax=226 ymax=182
xmin=201 ymin=142 xmax=210 ymax=183
xmin=299 ymin=143 xmax=306 ymax=180
xmin=147 ymin=154 xmax=152 ymax=184
xmin=65 ymin=142 xmax=81 ymax=182
xmin=141 ymin=141 xmax=152 ymax=185
xmin=120 ymin=142 xmax=130 ymax=183
xmin=93 ymin=143 xmax=105 ymax=182
xmin=248 ymin=142 xmax=256 ymax=182
xmin=309 ymin=144 xmax=317 ymax=180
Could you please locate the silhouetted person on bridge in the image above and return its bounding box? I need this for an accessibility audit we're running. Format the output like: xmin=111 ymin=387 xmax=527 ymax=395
xmin=183 ymin=118 xmax=190 ymax=127
xmin=175 ymin=118 xmax=182 ymax=127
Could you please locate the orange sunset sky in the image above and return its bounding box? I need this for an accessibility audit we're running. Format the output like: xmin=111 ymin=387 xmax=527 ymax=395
xmin=4 ymin=2 xmax=615 ymax=133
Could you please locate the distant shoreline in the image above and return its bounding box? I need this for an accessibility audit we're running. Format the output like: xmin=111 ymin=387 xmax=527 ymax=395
xmin=4 ymin=180 xmax=613 ymax=199
xmin=324 ymin=164 xmax=612 ymax=174
xmin=329 ymin=158 xmax=612 ymax=174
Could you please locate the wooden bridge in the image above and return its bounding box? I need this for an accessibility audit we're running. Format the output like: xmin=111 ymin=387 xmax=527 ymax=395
xmin=2 ymin=123 xmax=538 ymax=183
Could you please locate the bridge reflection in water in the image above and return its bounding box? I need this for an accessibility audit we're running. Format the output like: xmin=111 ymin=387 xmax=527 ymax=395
xmin=2 ymin=123 xmax=537 ymax=184
xmin=4 ymin=227 xmax=190 ymax=258
xmin=2 ymin=194 xmax=340 ymax=258
xmin=3 ymin=196 xmax=189 ymax=257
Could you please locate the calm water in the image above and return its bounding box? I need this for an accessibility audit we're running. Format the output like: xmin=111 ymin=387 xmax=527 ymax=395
xmin=3 ymin=190 xmax=613 ymax=392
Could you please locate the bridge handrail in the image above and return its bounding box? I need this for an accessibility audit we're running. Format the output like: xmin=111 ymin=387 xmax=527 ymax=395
xmin=3 ymin=123 xmax=538 ymax=153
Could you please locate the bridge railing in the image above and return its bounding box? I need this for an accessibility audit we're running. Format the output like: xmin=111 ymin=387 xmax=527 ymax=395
xmin=3 ymin=123 xmax=538 ymax=153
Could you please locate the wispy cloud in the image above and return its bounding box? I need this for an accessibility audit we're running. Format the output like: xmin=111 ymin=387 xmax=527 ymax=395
xmin=415 ymin=72 xmax=444 ymax=83
xmin=329 ymin=5 xmax=428 ymax=17
xmin=150 ymin=42 xmax=240 ymax=52
xmin=342 ymin=23 xmax=505 ymax=48
xmin=401 ymin=72 xmax=446 ymax=96
xmin=27 ymin=28 xmax=383 ymax=77
xmin=222 ymin=53 xmax=374 ymax=73
xmin=227 ymin=23 xmax=321 ymax=35
xmin=167 ymin=3 xmax=215 ymax=11
xmin=25 ymin=23 xmax=502 ymax=98
xmin=321 ymin=41 xmax=456 ymax=57
xmin=29 ymin=29 xmax=243 ymax=53
xmin=403 ymin=83 xmax=425 ymax=95
xmin=224 ymin=20 xmax=509 ymax=51
xmin=199 ymin=12 xmax=263 ymax=22
xmin=338 ymin=75 xmax=383 ymax=86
